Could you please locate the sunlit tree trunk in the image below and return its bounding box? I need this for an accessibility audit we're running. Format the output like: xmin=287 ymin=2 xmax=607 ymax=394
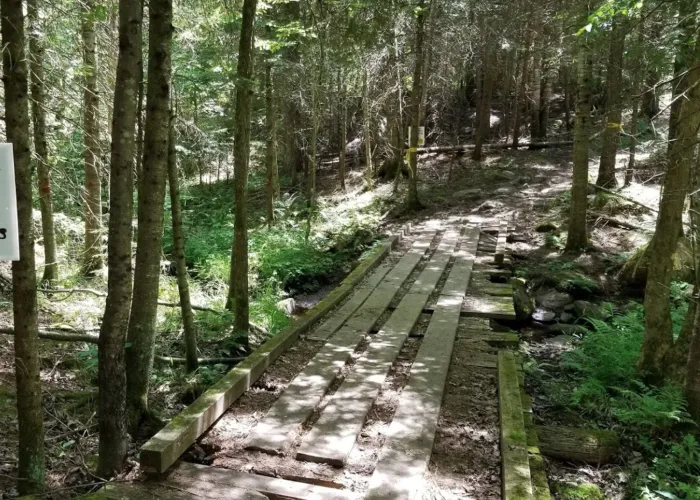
xmin=406 ymin=0 xmax=428 ymax=211
xmin=167 ymin=111 xmax=198 ymax=373
xmin=1 ymin=0 xmax=45 ymax=492
xmin=362 ymin=65 xmax=373 ymax=190
xmin=530 ymin=32 xmax=542 ymax=140
xmin=125 ymin=0 xmax=173 ymax=429
xmin=339 ymin=70 xmax=347 ymax=192
xmin=596 ymin=17 xmax=626 ymax=189
xmin=28 ymin=0 xmax=58 ymax=284
xmin=473 ymin=17 xmax=494 ymax=162
xmin=639 ymin=35 xmax=700 ymax=382
xmin=565 ymin=23 xmax=592 ymax=253
xmin=512 ymin=25 xmax=532 ymax=148
xmin=81 ymin=0 xmax=105 ymax=276
xmin=392 ymin=14 xmax=405 ymax=194
xmin=98 ymin=0 xmax=141 ymax=476
xmin=226 ymin=0 xmax=257 ymax=348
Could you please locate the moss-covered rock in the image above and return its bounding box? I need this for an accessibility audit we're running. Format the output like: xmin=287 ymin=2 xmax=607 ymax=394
xmin=551 ymin=482 xmax=604 ymax=500
xmin=618 ymin=238 xmax=694 ymax=289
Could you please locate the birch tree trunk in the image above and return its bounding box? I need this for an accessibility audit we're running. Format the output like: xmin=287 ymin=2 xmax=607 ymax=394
xmin=1 ymin=0 xmax=45 ymax=491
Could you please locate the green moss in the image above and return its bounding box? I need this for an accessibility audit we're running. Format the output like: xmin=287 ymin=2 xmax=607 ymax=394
xmin=552 ymin=482 xmax=604 ymax=500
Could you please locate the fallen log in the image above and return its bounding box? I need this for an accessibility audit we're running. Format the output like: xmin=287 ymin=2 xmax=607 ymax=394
xmin=535 ymin=425 xmax=619 ymax=464
xmin=154 ymin=355 xmax=245 ymax=366
xmin=416 ymin=140 xmax=573 ymax=154
xmin=589 ymin=212 xmax=647 ymax=232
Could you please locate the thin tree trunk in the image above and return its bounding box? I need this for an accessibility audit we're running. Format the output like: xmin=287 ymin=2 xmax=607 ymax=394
xmin=625 ymin=25 xmax=645 ymax=187
xmin=640 ymin=35 xmax=700 ymax=381
xmin=28 ymin=0 xmax=58 ymax=283
xmin=339 ymin=71 xmax=347 ymax=191
xmin=226 ymin=0 xmax=257 ymax=348
xmin=512 ymin=26 xmax=532 ymax=148
xmin=1 ymin=0 xmax=45 ymax=492
xmin=98 ymin=0 xmax=141 ymax=477
xmin=168 ymin=112 xmax=198 ymax=373
xmin=565 ymin=24 xmax=592 ymax=253
xmin=530 ymin=33 xmax=542 ymax=140
xmin=363 ymin=65 xmax=373 ymax=190
xmin=393 ymin=14 xmax=404 ymax=194
xmin=596 ymin=18 xmax=626 ymax=189
xmin=539 ymin=68 xmax=552 ymax=139
xmin=81 ymin=0 xmax=104 ymax=276
xmin=473 ymin=19 xmax=494 ymax=162
xmin=125 ymin=0 xmax=173 ymax=430
xmin=667 ymin=0 xmax=696 ymax=154
xmin=265 ymin=63 xmax=278 ymax=226
xmin=406 ymin=0 xmax=428 ymax=211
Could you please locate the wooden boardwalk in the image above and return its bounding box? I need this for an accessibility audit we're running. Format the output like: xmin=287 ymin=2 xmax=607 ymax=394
xmin=88 ymin=220 xmax=546 ymax=500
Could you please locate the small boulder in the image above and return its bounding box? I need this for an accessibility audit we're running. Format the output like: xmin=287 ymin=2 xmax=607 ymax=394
xmin=560 ymin=312 xmax=575 ymax=323
xmin=276 ymin=298 xmax=296 ymax=316
xmin=532 ymin=308 xmax=556 ymax=323
xmin=511 ymin=278 xmax=534 ymax=322
xmin=535 ymin=288 xmax=573 ymax=311
xmin=547 ymin=323 xmax=590 ymax=336
xmin=535 ymin=221 xmax=558 ymax=233
xmin=573 ymin=300 xmax=611 ymax=322
xmin=548 ymin=334 xmax=574 ymax=346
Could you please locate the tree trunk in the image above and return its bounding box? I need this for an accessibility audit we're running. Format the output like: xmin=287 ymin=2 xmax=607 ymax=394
xmin=28 ymin=0 xmax=58 ymax=284
xmin=530 ymin=33 xmax=542 ymax=140
xmin=226 ymin=0 xmax=257 ymax=347
xmin=512 ymin=26 xmax=532 ymax=148
xmin=98 ymin=0 xmax=141 ymax=477
xmin=406 ymin=0 xmax=428 ymax=211
xmin=392 ymin=15 xmax=404 ymax=194
xmin=473 ymin=19 xmax=494 ymax=162
xmin=81 ymin=0 xmax=104 ymax=276
xmin=565 ymin=25 xmax=592 ymax=253
xmin=125 ymin=0 xmax=173 ymax=430
xmin=362 ymin=66 xmax=373 ymax=190
xmin=1 ymin=0 xmax=45 ymax=492
xmin=626 ymin=99 xmax=640 ymax=187
xmin=596 ymin=18 xmax=626 ymax=189
xmin=339 ymin=72 xmax=347 ymax=191
xmin=667 ymin=0 xmax=696 ymax=154
xmin=168 ymin=112 xmax=198 ymax=373
xmin=265 ymin=63 xmax=278 ymax=226
xmin=539 ymin=68 xmax=551 ymax=139
xmin=640 ymin=35 xmax=700 ymax=382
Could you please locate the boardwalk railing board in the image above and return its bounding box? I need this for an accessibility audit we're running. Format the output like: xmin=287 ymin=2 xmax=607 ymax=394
xmin=245 ymin=231 xmax=436 ymax=455
xmin=365 ymin=295 xmax=463 ymax=500
xmin=296 ymin=230 xmax=461 ymax=466
xmin=139 ymin=227 xmax=408 ymax=473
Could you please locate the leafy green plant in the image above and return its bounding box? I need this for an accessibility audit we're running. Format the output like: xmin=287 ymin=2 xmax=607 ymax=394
xmin=636 ymin=435 xmax=700 ymax=500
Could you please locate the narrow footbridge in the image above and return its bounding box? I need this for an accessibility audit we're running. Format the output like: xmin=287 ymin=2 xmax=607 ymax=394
xmin=92 ymin=221 xmax=544 ymax=500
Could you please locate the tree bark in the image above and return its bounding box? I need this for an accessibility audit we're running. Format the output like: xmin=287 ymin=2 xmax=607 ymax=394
xmin=81 ymin=0 xmax=105 ymax=276
xmin=596 ymin=18 xmax=626 ymax=189
xmin=98 ymin=0 xmax=141 ymax=477
xmin=125 ymin=0 xmax=173 ymax=430
xmin=667 ymin=0 xmax=696 ymax=154
xmin=339 ymin=70 xmax=347 ymax=192
xmin=536 ymin=426 xmax=619 ymax=464
xmin=265 ymin=63 xmax=278 ymax=226
xmin=640 ymin=35 xmax=700 ymax=381
xmin=226 ymin=0 xmax=257 ymax=348
xmin=406 ymin=0 xmax=428 ymax=211
xmin=168 ymin=112 xmax=198 ymax=373
xmin=565 ymin=23 xmax=592 ymax=253
xmin=27 ymin=0 xmax=58 ymax=284
xmin=473 ymin=18 xmax=494 ymax=162
xmin=530 ymin=33 xmax=542 ymax=140
xmin=512 ymin=26 xmax=532 ymax=148
xmin=392 ymin=14 xmax=404 ymax=194
xmin=1 ymin=0 xmax=45 ymax=492
xmin=362 ymin=66 xmax=373 ymax=190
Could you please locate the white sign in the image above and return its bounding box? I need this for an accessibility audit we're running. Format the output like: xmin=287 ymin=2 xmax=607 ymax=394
xmin=408 ymin=126 xmax=426 ymax=147
xmin=0 ymin=144 xmax=19 ymax=261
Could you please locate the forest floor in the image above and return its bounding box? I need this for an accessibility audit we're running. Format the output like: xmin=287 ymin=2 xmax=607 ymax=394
xmin=0 ymin=140 xmax=671 ymax=498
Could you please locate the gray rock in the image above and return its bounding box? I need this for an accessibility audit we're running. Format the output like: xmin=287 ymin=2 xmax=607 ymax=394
xmin=560 ymin=312 xmax=575 ymax=323
xmin=511 ymin=278 xmax=534 ymax=322
xmin=564 ymin=304 xmax=575 ymax=312
xmin=547 ymin=323 xmax=589 ymax=336
xmin=573 ymin=300 xmax=611 ymax=321
xmin=535 ymin=288 xmax=574 ymax=311
xmin=454 ymin=188 xmax=481 ymax=199
xmin=548 ymin=334 xmax=574 ymax=346
xmin=535 ymin=221 xmax=558 ymax=233
xmin=532 ymin=308 xmax=556 ymax=323
xmin=276 ymin=298 xmax=296 ymax=316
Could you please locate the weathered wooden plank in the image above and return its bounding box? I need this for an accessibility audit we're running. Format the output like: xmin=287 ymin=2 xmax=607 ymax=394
xmin=499 ymin=350 xmax=533 ymax=500
xmin=364 ymin=296 xmax=462 ymax=500
xmin=246 ymin=234 xmax=436 ymax=455
xmin=459 ymin=330 xmax=519 ymax=347
xmin=140 ymin=232 xmax=402 ymax=473
xmin=297 ymin=232 xmax=461 ymax=466
xmin=440 ymin=226 xmax=480 ymax=297
xmin=529 ymin=454 xmax=552 ymax=500
xmin=462 ymin=294 xmax=516 ymax=321
xmin=85 ymin=481 xmax=266 ymax=499
xmin=307 ymin=262 xmax=392 ymax=341
xmin=495 ymin=220 xmax=509 ymax=265
xmin=471 ymin=283 xmax=513 ymax=297
xmin=168 ymin=462 xmax=353 ymax=500
xmin=296 ymin=292 xmax=430 ymax=466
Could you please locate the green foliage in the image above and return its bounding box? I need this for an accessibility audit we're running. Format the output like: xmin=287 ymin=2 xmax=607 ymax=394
xmin=545 ymin=232 xmax=566 ymax=250
xmin=636 ymin=435 xmax=700 ymax=500
xmin=518 ymin=260 xmax=601 ymax=297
